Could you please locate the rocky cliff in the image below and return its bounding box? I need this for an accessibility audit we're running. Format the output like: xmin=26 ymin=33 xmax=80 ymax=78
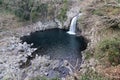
xmin=0 ymin=0 xmax=120 ymax=80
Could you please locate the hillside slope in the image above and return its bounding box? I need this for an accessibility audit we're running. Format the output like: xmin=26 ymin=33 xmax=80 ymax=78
xmin=0 ymin=0 xmax=120 ymax=80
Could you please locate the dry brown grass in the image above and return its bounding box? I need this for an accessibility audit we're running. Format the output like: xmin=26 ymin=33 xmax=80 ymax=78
xmin=0 ymin=9 xmax=23 ymax=40
xmin=96 ymin=65 xmax=120 ymax=80
xmin=0 ymin=11 xmax=22 ymax=30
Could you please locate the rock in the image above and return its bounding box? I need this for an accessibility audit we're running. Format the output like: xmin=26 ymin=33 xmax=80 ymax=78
xmin=44 ymin=72 xmax=48 ymax=76
xmin=89 ymin=58 xmax=96 ymax=67
xmin=61 ymin=77 xmax=66 ymax=80
xmin=80 ymin=64 xmax=86 ymax=68
xmin=54 ymin=19 xmax=63 ymax=29
xmin=80 ymin=68 xmax=87 ymax=74
xmin=24 ymin=77 xmax=30 ymax=80
xmin=1 ymin=0 xmax=105 ymax=79
xmin=64 ymin=6 xmax=80 ymax=28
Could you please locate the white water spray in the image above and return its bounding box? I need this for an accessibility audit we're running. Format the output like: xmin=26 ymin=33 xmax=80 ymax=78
xmin=67 ymin=13 xmax=82 ymax=35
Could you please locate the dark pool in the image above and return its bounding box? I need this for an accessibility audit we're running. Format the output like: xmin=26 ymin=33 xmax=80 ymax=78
xmin=21 ymin=28 xmax=87 ymax=68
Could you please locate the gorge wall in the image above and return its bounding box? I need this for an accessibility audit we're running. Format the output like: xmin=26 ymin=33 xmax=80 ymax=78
xmin=0 ymin=0 xmax=120 ymax=80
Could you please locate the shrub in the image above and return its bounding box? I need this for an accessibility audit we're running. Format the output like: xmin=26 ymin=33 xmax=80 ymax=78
xmin=57 ymin=0 xmax=68 ymax=22
xmin=1 ymin=0 xmax=68 ymax=22
xmin=31 ymin=76 xmax=60 ymax=80
xmin=81 ymin=74 xmax=108 ymax=80
xmin=14 ymin=0 xmax=48 ymax=21
xmin=97 ymin=38 xmax=120 ymax=66
xmin=0 ymin=0 xmax=3 ymax=5
xmin=92 ymin=10 xmax=103 ymax=16
xmin=80 ymin=68 xmax=109 ymax=80
xmin=92 ymin=6 xmax=120 ymax=16
xmin=118 ymin=0 xmax=120 ymax=3
xmin=57 ymin=8 xmax=67 ymax=21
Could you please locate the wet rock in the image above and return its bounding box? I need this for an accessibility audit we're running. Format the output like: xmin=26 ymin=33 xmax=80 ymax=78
xmin=64 ymin=4 xmax=81 ymax=28
xmin=54 ymin=19 xmax=63 ymax=29
xmin=54 ymin=66 xmax=70 ymax=78
xmin=47 ymin=70 xmax=59 ymax=79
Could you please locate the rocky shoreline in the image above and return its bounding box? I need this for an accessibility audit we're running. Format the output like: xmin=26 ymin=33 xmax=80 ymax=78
xmin=0 ymin=19 xmax=84 ymax=80
xmin=1 ymin=0 xmax=115 ymax=79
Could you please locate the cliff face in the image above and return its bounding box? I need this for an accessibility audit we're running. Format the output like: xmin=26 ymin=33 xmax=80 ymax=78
xmin=0 ymin=0 xmax=120 ymax=79
xmin=0 ymin=1 xmax=84 ymax=80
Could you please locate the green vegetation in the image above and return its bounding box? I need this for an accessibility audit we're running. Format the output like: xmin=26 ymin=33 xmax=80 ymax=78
xmin=80 ymin=74 xmax=108 ymax=80
xmin=92 ymin=5 xmax=120 ymax=16
xmin=92 ymin=9 xmax=103 ymax=16
xmin=14 ymin=0 xmax=48 ymax=21
xmin=84 ymin=51 xmax=93 ymax=60
xmin=96 ymin=38 xmax=120 ymax=66
xmin=31 ymin=76 xmax=60 ymax=80
xmin=80 ymin=68 xmax=109 ymax=80
xmin=0 ymin=0 xmax=3 ymax=5
xmin=0 ymin=0 xmax=69 ymax=22
xmin=57 ymin=0 xmax=68 ymax=22
xmin=118 ymin=0 xmax=120 ymax=3
xmin=57 ymin=7 xmax=67 ymax=22
xmin=0 ymin=0 xmax=48 ymax=21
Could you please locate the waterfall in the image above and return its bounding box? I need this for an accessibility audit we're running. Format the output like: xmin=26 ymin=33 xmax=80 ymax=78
xmin=67 ymin=13 xmax=82 ymax=35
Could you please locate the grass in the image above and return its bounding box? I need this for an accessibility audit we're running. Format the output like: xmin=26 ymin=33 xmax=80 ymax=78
xmin=31 ymin=73 xmax=108 ymax=80
xmin=80 ymin=74 xmax=108 ymax=80
xmin=30 ymin=76 xmax=60 ymax=80
xmin=57 ymin=7 xmax=67 ymax=21
xmin=95 ymin=38 xmax=120 ymax=66
xmin=80 ymin=68 xmax=109 ymax=80
xmin=0 ymin=0 xmax=48 ymax=21
xmin=14 ymin=0 xmax=48 ymax=21
xmin=118 ymin=0 xmax=120 ymax=3
xmin=0 ymin=7 xmax=23 ymax=31
xmin=92 ymin=5 xmax=120 ymax=16
xmin=0 ymin=0 xmax=69 ymax=22
xmin=57 ymin=0 xmax=68 ymax=23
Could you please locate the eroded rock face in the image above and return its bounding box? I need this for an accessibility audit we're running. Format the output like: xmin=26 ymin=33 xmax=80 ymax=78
xmin=63 ymin=1 xmax=81 ymax=29
xmin=0 ymin=36 xmax=81 ymax=80
xmin=0 ymin=18 xmax=64 ymax=79
xmin=0 ymin=14 xmax=83 ymax=80
xmin=0 ymin=37 xmax=36 ymax=80
xmin=1 ymin=0 xmax=111 ymax=79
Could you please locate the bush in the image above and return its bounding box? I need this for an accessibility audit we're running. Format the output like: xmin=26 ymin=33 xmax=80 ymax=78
xmin=118 ymin=0 xmax=120 ymax=3
xmin=57 ymin=0 xmax=68 ymax=22
xmin=0 ymin=0 xmax=3 ymax=5
xmin=81 ymin=74 xmax=108 ymax=80
xmin=80 ymin=69 xmax=109 ymax=80
xmin=97 ymin=38 xmax=120 ymax=66
xmin=1 ymin=0 xmax=68 ymax=22
xmin=31 ymin=76 xmax=60 ymax=80
xmin=57 ymin=8 xmax=67 ymax=21
xmin=92 ymin=10 xmax=103 ymax=16
xmin=92 ymin=6 xmax=120 ymax=16
xmin=14 ymin=0 xmax=48 ymax=21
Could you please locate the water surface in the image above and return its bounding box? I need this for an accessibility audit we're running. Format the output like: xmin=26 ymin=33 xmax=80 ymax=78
xmin=21 ymin=28 xmax=87 ymax=67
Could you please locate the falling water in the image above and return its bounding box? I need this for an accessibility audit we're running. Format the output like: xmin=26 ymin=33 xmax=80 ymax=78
xmin=67 ymin=13 xmax=82 ymax=35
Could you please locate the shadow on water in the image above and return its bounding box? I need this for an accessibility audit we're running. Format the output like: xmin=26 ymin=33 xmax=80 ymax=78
xmin=20 ymin=28 xmax=87 ymax=77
